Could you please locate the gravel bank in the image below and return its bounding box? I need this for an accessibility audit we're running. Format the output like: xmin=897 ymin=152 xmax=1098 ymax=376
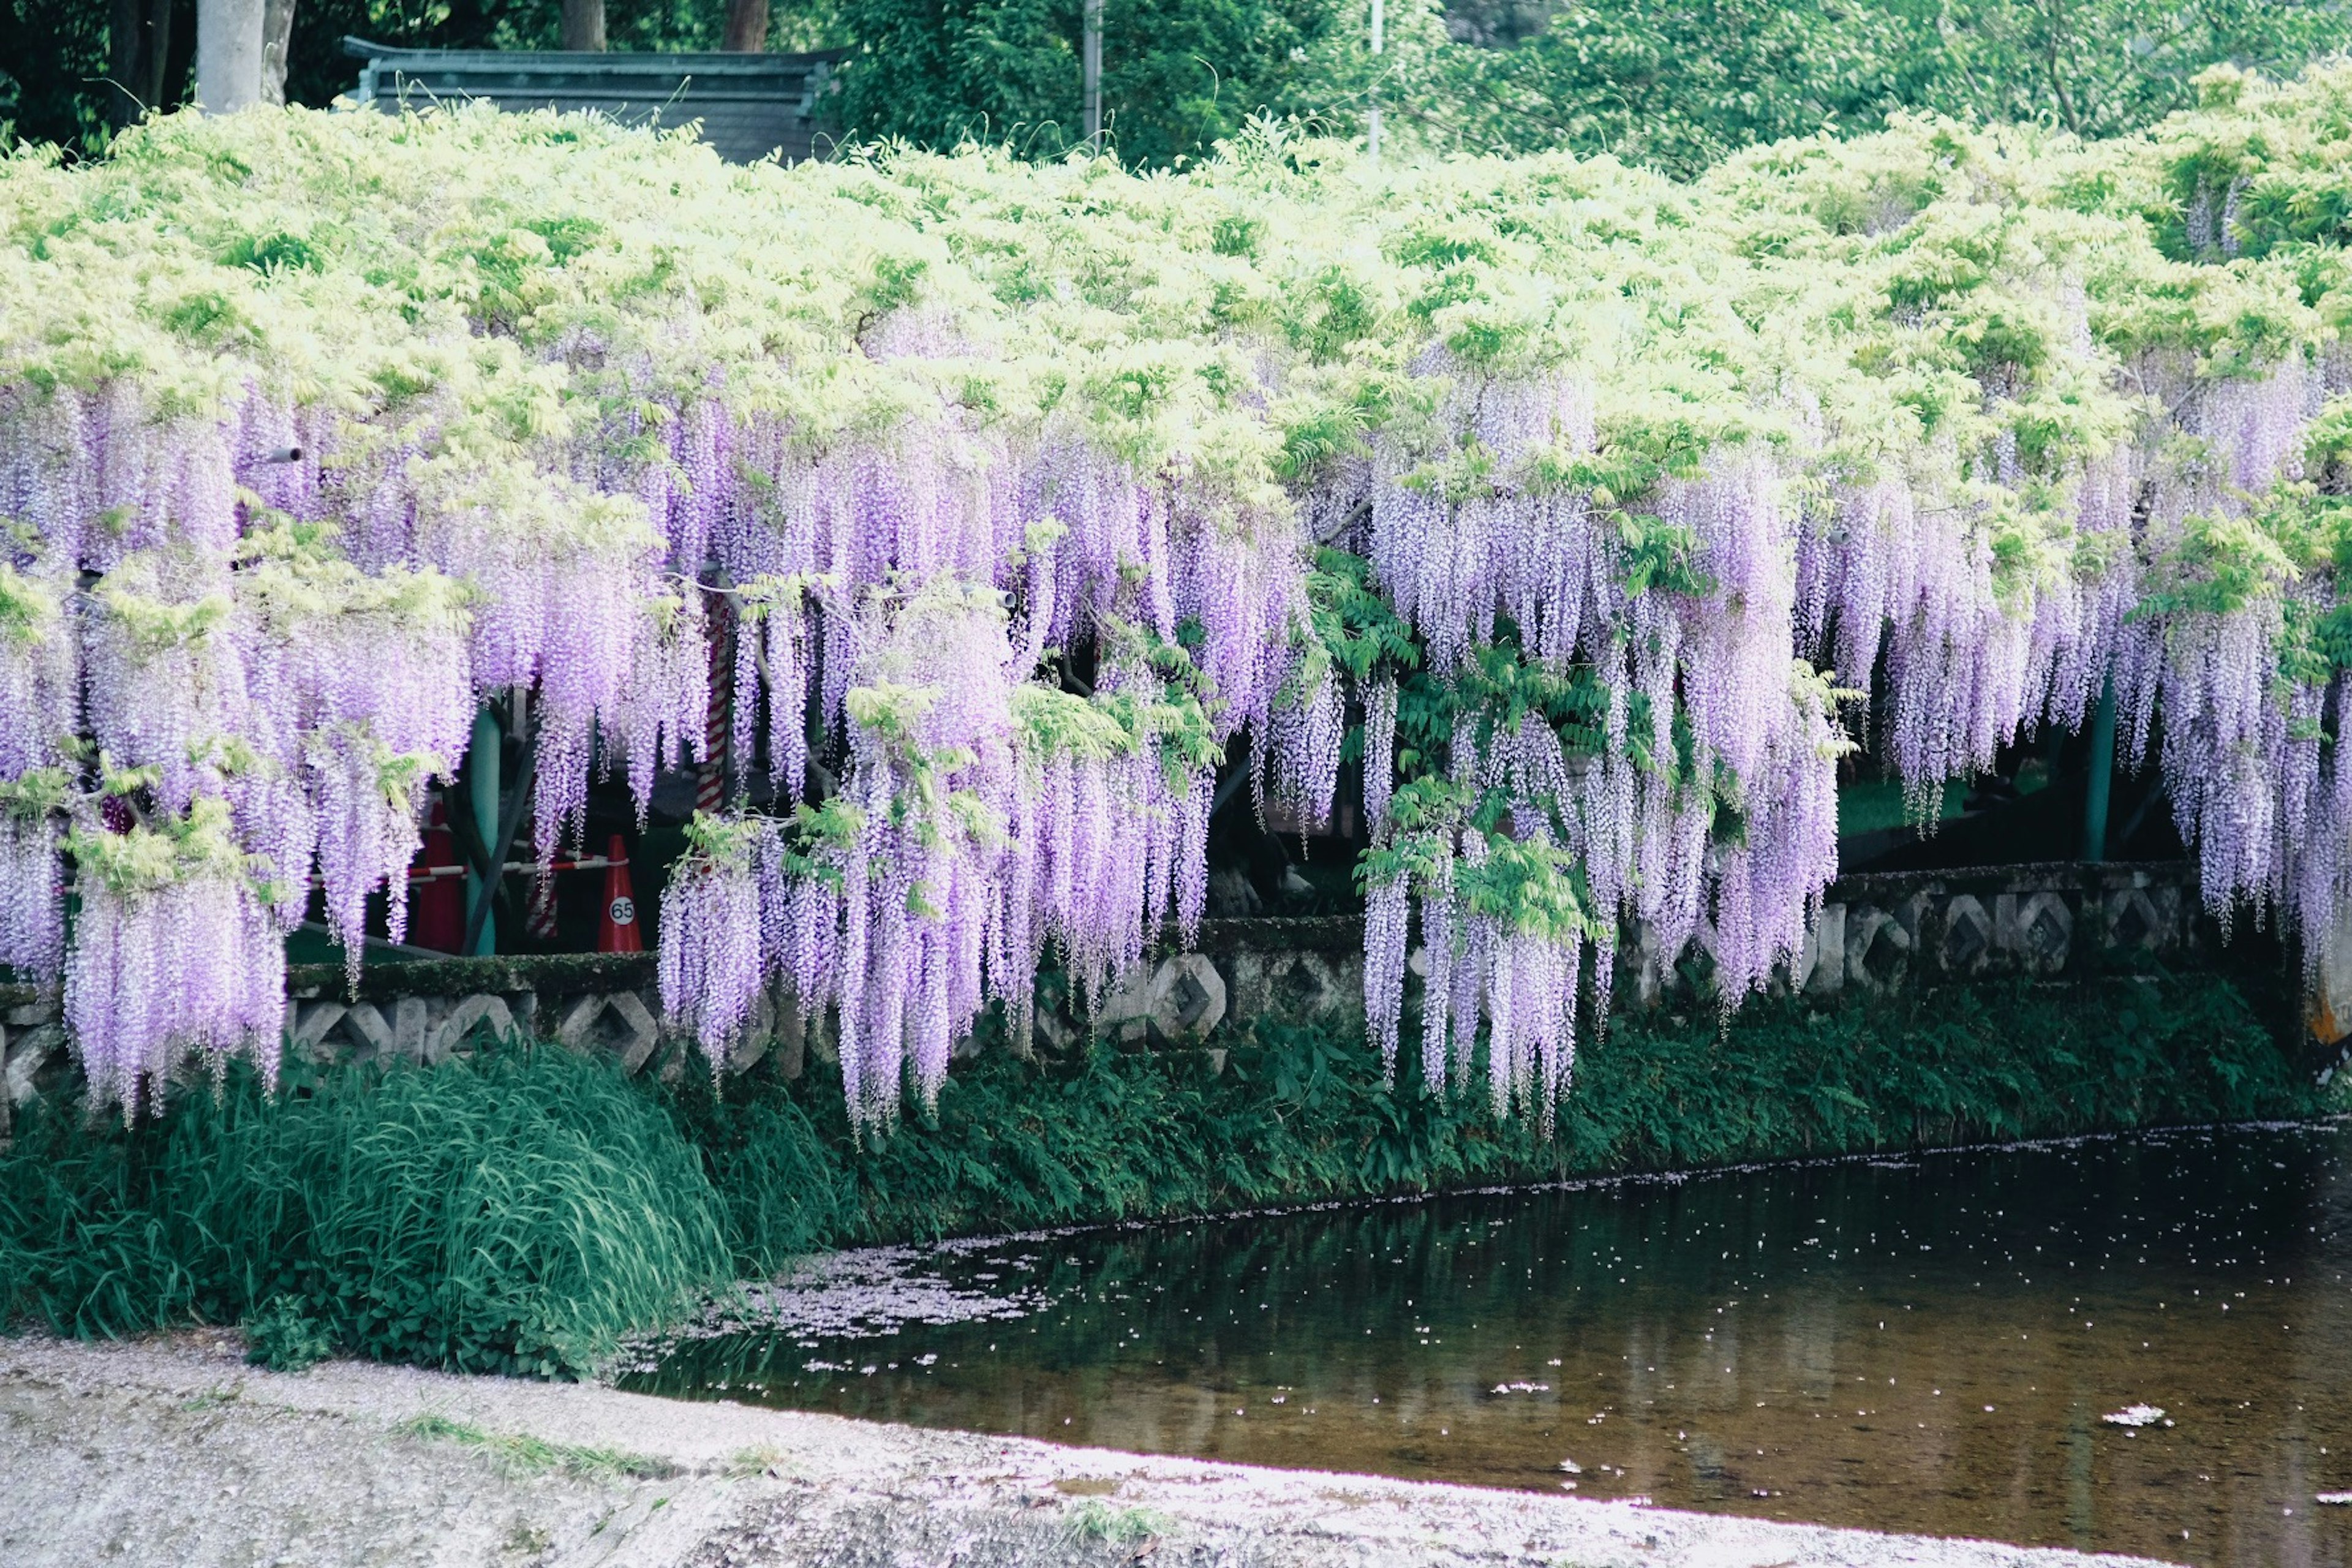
xmin=0 ymin=1334 xmax=2159 ymax=1568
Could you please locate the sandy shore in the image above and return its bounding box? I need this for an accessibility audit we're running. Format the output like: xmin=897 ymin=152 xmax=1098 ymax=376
xmin=0 ymin=1333 xmax=2160 ymax=1568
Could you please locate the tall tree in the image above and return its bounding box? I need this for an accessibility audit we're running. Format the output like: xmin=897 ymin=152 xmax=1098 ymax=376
xmin=829 ymin=0 xmax=1371 ymax=164
xmin=831 ymin=0 xmax=1082 ymax=152
xmin=260 ymin=0 xmax=292 ymax=103
xmin=561 ymin=0 xmax=608 ymax=49
xmin=725 ymin=0 xmax=771 ymax=48
xmin=106 ymin=0 xmax=176 ymax=124
xmin=195 ymin=0 xmax=263 ymax=110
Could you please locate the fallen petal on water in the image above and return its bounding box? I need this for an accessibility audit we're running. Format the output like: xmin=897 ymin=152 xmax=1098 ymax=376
xmin=2102 ymin=1404 xmax=2166 ymax=1427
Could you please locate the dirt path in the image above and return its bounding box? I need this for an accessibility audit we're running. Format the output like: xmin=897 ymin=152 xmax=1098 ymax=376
xmin=0 ymin=1333 xmax=2159 ymax=1568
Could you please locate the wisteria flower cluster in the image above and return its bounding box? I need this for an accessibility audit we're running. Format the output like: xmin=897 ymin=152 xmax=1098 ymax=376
xmin=1 ymin=64 xmax=2351 ymax=1125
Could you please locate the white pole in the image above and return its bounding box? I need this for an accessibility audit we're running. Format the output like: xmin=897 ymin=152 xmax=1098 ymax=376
xmin=1084 ymin=0 xmax=1104 ymax=153
xmin=195 ymin=0 xmax=266 ymax=113
xmin=1368 ymin=0 xmax=1384 ymax=163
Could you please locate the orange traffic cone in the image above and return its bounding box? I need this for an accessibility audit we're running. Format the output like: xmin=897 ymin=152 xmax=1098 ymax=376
xmin=600 ymin=834 xmax=644 ymax=954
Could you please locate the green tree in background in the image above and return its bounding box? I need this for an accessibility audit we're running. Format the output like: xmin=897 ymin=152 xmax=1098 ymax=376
xmin=1439 ymin=0 xmax=2352 ymax=173
xmin=3 ymin=0 xmax=2350 ymax=174
xmin=823 ymin=0 xmax=1431 ymax=164
xmin=1088 ymin=0 xmax=1347 ymax=164
xmin=0 ymin=0 xmax=123 ymax=154
xmin=819 ymin=0 xmax=2352 ymax=169
xmin=1433 ymin=0 xmax=1937 ymax=172
xmin=1911 ymin=0 xmax=2352 ymax=136
xmin=823 ymin=0 xmax=1082 ymax=154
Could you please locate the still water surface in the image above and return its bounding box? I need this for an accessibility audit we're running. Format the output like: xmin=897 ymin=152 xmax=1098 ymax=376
xmin=626 ymin=1121 xmax=2352 ymax=1565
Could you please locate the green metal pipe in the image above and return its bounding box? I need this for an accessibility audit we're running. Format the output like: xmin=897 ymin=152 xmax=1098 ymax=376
xmin=2082 ymin=673 xmax=2116 ymax=864
xmin=465 ymin=704 xmax=501 ymax=956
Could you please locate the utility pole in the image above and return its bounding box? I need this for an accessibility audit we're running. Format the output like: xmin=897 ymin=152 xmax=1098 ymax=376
xmin=195 ymin=0 xmax=265 ymax=113
xmin=1367 ymin=0 xmax=1384 ymax=162
xmin=1083 ymin=0 xmax=1104 ymax=153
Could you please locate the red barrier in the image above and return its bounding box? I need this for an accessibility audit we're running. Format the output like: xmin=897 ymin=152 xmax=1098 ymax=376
xmin=600 ymin=833 xmax=644 ymax=954
xmin=410 ymin=797 xmax=465 ymax=952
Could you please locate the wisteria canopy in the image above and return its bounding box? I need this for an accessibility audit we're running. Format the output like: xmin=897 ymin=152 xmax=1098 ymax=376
xmin=4 ymin=66 xmax=2352 ymax=1128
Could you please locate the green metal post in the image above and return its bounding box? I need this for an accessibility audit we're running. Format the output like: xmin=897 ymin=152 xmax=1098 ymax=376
xmin=2082 ymin=673 xmax=2115 ymax=864
xmin=465 ymin=705 xmax=501 ymax=956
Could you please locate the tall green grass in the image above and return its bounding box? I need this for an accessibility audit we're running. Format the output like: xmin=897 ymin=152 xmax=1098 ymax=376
xmin=0 ymin=969 xmax=2321 ymax=1374
xmin=0 ymin=1047 xmax=728 ymax=1375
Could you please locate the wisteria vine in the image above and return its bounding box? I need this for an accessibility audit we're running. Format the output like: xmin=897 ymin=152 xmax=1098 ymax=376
xmin=2 ymin=69 xmax=2352 ymax=1126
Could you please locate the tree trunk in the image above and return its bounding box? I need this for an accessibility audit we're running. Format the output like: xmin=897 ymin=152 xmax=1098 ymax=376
xmin=1083 ymin=0 xmax=1102 ymax=150
xmin=261 ymin=0 xmax=295 ymax=105
xmin=196 ymin=0 xmax=266 ymax=112
xmin=107 ymin=0 xmax=176 ymax=127
xmin=560 ymin=0 xmax=607 ymax=51
xmin=723 ymin=0 xmax=770 ymax=51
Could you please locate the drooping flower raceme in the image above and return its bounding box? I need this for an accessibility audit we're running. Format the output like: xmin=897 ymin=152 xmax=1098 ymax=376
xmin=660 ymin=577 xmax=1224 ymax=1133
xmin=61 ymin=798 xmax=285 ymax=1117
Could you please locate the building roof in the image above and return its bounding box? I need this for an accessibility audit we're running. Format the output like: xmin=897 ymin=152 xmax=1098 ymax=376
xmin=340 ymin=37 xmax=848 ymax=164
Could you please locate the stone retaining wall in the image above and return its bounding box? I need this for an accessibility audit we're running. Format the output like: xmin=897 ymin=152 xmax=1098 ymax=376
xmin=1099 ymin=860 xmax=2206 ymax=1049
xmin=279 ymin=954 xmax=669 ymax=1075
xmin=0 ymin=861 xmax=2206 ymax=1117
xmin=1643 ymin=858 xmax=2204 ymax=1003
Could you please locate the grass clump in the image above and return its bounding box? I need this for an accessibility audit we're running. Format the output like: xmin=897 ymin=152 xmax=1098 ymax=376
xmin=396 ymin=1412 xmax=677 ymax=1479
xmin=723 ymin=1443 xmax=797 ymax=1478
xmin=1063 ymin=1498 xmax=1172 ymax=1544
xmin=0 ymin=1044 xmax=729 ymax=1377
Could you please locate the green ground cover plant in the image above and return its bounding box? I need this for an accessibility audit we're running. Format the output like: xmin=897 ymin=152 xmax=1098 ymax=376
xmin=0 ymin=968 xmax=2320 ymax=1375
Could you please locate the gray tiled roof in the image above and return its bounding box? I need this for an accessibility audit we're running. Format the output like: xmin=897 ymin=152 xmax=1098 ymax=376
xmin=341 ymin=37 xmax=847 ymax=164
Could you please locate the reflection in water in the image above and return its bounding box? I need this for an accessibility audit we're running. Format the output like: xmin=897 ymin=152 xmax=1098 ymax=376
xmin=625 ymin=1121 xmax=2352 ymax=1566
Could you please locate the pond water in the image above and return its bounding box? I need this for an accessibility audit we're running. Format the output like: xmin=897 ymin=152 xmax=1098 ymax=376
xmin=623 ymin=1120 xmax=2352 ymax=1566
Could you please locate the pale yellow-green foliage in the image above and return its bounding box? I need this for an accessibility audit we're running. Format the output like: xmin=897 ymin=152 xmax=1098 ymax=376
xmin=63 ymin=793 xmax=252 ymax=897
xmin=4 ymin=70 xmax=2352 ymax=639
